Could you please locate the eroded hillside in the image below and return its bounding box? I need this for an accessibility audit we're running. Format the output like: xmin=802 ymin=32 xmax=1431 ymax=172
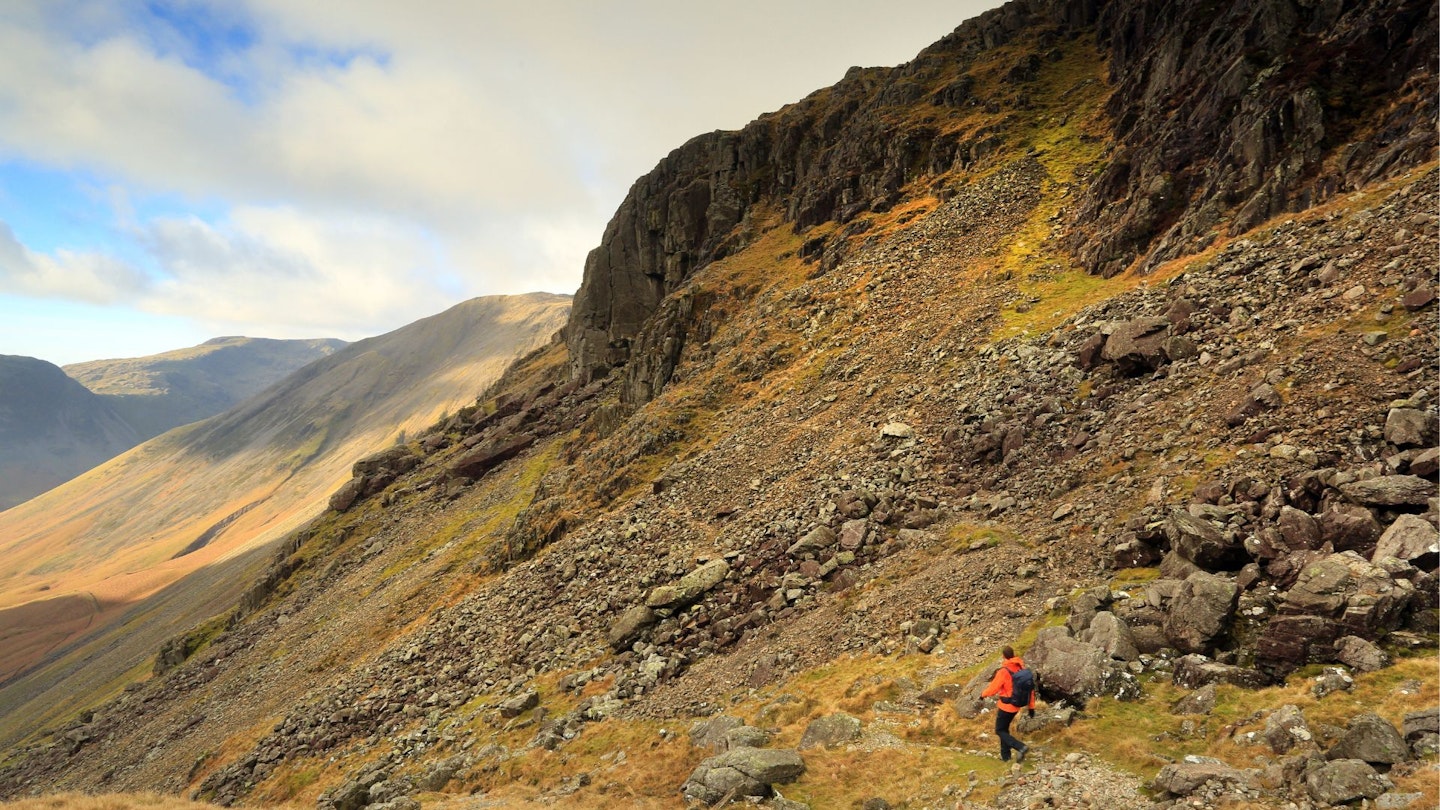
xmin=0 ymin=1 xmax=1435 ymax=809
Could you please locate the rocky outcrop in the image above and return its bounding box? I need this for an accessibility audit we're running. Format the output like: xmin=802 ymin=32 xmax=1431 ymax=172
xmin=565 ymin=1 xmax=1110 ymax=403
xmin=1070 ymin=0 xmax=1437 ymax=276
xmin=330 ymin=447 xmax=421 ymax=512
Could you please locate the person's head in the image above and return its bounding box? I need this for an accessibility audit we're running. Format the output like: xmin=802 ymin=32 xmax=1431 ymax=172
xmin=1001 ymin=645 xmax=1015 ymax=660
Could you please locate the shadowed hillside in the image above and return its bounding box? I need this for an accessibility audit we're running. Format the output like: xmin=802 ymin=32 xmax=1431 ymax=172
xmin=0 ymin=293 xmax=570 ymax=685
xmin=0 ymin=339 xmax=344 ymax=513
xmin=0 ymin=357 xmax=140 ymax=512
xmin=64 ymin=337 xmax=347 ymax=443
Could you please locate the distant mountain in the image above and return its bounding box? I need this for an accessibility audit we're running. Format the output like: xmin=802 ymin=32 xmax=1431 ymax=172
xmin=0 ymin=356 xmax=140 ymax=511
xmin=64 ymin=337 xmax=347 ymax=442
xmin=0 ymin=338 xmax=345 ymax=513
xmin=0 ymin=292 xmax=570 ymax=684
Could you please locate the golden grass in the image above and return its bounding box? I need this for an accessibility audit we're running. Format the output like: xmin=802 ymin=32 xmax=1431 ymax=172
xmin=0 ymin=794 xmax=271 ymax=810
xmin=785 ymin=746 xmax=1007 ymax=808
xmin=459 ymin=717 xmax=702 ymax=808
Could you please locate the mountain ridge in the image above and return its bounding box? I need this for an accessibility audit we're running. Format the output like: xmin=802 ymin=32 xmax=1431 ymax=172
xmin=0 ymin=337 xmax=346 ymax=512
xmin=64 ymin=336 xmax=348 ymax=444
xmin=0 ymin=292 xmax=570 ymax=688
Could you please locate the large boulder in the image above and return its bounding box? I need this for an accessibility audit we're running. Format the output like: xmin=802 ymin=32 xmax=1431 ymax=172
xmin=1340 ymin=475 xmax=1434 ymax=507
xmin=681 ymin=747 xmax=805 ymax=805
xmin=798 ymin=713 xmax=863 ymax=750
xmin=449 ymin=435 xmax=535 ymax=479
xmin=949 ymin=664 xmax=1002 ymax=719
xmin=353 ymin=446 xmax=421 ymax=479
xmin=1152 ymin=757 xmax=1254 ymax=797
xmin=1167 ymin=509 xmax=1246 ymax=570
xmin=1100 ymin=316 xmax=1171 ymax=374
xmin=1170 ymin=684 xmax=1217 ymax=716
xmin=607 ymin=605 xmax=658 ymax=650
xmin=1318 ymin=505 xmax=1383 ymax=553
xmin=329 ymin=477 xmax=366 ymax=512
xmin=647 ymin=559 xmax=730 ymax=609
xmin=1373 ymin=515 xmax=1439 ymax=571
xmin=1079 ymin=611 xmax=1140 ymax=661
xmin=1276 ymin=506 xmax=1321 ymax=551
xmin=1170 ymin=654 xmax=1269 ymax=690
xmin=1305 ymin=759 xmax=1392 ymax=805
xmin=788 ymin=526 xmax=837 ymax=556
xmin=1262 ymin=705 xmax=1313 ymax=754
xmin=1384 ymin=407 xmax=1435 ymax=447
xmin=1162 ymin=572 xmax=1238 ymax=654
xmin=1334 ymin=636 xmax=1389 ymax=672
xmin=1024 ymin=627 xmax=1139 ymax=704
xmin=1327 ymin=713 xmax=1411 ymax=765
xmin=1403 ymin=708 xmax=1439 ymax=741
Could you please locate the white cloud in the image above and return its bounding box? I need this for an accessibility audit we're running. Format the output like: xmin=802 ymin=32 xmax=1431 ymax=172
xmin=0 ymin=221 xmax=148 ymax=303
xmin=138 ymin=207 xmax=458 ymax=338
xmin=0 ymin=0 xmax=1005 ymax=358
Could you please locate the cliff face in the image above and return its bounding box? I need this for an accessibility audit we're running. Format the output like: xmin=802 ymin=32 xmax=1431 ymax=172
xmin=567 ymin=0 xmax=1106 ymax=400
xmin=567 ymin=0 xmax=1436 ymax=404
xmin=1073 ymin=0 xmax=1438 ymax=275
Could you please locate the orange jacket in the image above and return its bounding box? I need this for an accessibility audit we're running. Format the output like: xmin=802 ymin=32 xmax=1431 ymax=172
xmin=981 ymin=655 xmax=1036 ymax=713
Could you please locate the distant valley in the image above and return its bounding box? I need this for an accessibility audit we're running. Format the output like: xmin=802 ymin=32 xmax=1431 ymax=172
xmin=0 ymin=293 xmax=569 ymax=689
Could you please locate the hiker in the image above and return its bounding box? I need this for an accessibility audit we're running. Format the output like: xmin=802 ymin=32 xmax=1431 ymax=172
xmin=981 ymin=645 xmax=1036 ymax=763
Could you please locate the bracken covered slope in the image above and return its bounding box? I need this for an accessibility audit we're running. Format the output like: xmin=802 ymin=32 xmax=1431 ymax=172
xmin=0 ymin=1 xmax=1435 ymax=808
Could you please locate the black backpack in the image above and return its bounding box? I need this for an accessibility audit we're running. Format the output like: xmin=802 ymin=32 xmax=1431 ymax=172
xmin=1009 ymin=667 xmax=1035 ymax=707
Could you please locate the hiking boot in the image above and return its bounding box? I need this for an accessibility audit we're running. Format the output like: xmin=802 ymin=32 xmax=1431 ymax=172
xmin=1016 ymin=746 xmax=1028 ymax=764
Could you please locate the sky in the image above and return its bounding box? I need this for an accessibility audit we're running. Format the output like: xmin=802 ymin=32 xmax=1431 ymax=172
xmin=0 ymin=0 xmax=1003 ymax=366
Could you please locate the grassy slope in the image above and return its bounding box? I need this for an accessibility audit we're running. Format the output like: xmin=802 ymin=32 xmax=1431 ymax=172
xmin=0 ymin=295 xmax=569 ymax=683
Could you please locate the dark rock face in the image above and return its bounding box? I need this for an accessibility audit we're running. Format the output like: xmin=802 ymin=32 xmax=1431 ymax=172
xmin=330 ymin=447 xmax=422 ymax=512
xmin=449 ymin=435 xmax=536 ymax=481
xmin=565 ymin=0 xmax=1436 ymax=410
xmin=565 ymin=1 xmax=1112 ymax=403
xmin=1255 ymin=552 xmax=1414 ymax=676
xmin=1069 ymin=0 xmax=1438 ymax=276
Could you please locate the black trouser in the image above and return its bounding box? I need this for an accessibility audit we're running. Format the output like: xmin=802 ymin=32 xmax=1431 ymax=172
xmin=995 ymin=707 xmax=1025 ymax=760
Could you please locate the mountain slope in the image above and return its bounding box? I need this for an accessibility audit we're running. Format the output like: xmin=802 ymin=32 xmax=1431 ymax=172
xmin=64 ymin=337 xmax=347 ymax=443
xmin=0 ymin=293 xmax=570 ymax=684
xmin=0 ymin=338 xmax=344 ymax=513
xmin=0 ymin=356 xmax=140 ymax=512
xmin=0 ymin=2 xmax=1434 ymax=808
